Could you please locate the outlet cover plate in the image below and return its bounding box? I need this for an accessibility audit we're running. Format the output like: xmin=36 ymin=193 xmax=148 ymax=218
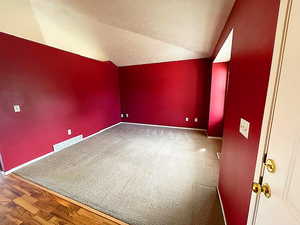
xmin=14 ymin=105 xmax=21 ymax=112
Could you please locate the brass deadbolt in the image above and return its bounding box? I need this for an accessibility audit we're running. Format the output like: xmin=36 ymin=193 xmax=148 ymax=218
xmin=265 ymin=159 xmax=276 ymax=173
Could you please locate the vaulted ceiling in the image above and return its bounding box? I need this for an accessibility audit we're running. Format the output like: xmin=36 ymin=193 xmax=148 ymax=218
xmin=1 ymin=0 xmax=235 ymax=66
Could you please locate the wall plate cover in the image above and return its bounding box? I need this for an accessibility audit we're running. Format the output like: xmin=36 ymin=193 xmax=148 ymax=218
xmin=67 ymin=129 xmax=72 ymax=135
xmin=13 ymin=105 xmax=21 ymax=112
xmin=185 ymin=117 xmax=189 ymax=122
xmin=240 ymin=118 xmax=250 ymax=139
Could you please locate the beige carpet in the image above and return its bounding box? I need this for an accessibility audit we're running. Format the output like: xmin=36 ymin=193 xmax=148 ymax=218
xmin=16 ymin=123 xmax=224 ymax=225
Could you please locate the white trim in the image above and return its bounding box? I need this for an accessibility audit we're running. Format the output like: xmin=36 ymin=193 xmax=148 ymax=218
xmin=83 ymin=122 xmax=121 ymax=140
xmin=217 ymin=186 xmax=228 ymax=225
xmin=120 ymin=122 xmax=207 ymax=131
xmin=3 ymin=122 xmax=122 ymax=175
xmin=208 ymin=136 xmax=223 ymax=140
xmin=2 ymin=151 xmax=56 ymax=175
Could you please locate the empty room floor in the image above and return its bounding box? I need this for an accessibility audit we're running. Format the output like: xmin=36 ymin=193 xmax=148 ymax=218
xmin=0 ymin=175 xmax=123 ymax=225
xmin=12 ymin=123 xmax=224 ymax=225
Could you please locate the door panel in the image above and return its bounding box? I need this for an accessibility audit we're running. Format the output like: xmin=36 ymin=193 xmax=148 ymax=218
xmin=285 ymin=138 xmax=300 ymax=222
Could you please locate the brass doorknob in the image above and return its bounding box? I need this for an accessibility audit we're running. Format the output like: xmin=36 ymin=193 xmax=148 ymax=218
xmin=265 ymin=159 xmax=276 ymax=173
xmin=262 ymin=183 xmax=271 ymax=198
xmin=252 ymin=182 xmax=261 ymax=194
xmin=252 ymin=183 xmax=271 ymax=198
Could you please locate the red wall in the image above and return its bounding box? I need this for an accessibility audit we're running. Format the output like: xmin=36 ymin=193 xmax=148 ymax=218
xmin=119 ymin=59 xmax=211 ymax=129
xmin=0 ymin=32 xmax=121 ymax=172
xmin=208 ymin=62 xmax=228 ymax=137
xmin=213 ymin=0 xmax=280 ymax=225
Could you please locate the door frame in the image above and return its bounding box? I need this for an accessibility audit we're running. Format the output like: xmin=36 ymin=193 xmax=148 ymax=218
xmin=0 ymin=153 xmax=4 ymax=173
xmin=246 ymin=0 xmax=293 ymax=224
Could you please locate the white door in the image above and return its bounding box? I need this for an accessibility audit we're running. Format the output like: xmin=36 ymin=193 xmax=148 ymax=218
xmin=248 ymin=0 xmax=300 ymax=224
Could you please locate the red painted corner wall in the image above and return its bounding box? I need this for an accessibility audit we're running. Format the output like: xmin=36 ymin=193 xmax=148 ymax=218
xmin=0 ymin=32 xmax=121 ymax=172
xmin=208 ymin=62 xmax=228 ymax=137
xmin=213 ymin=0 xmax=280 ymax=225
xmin=119 ymin=59 xmax=211 ymax=129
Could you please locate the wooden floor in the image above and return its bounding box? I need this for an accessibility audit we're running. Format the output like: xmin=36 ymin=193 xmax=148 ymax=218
xmin=0 ymin=174 xmax=126 ymax=225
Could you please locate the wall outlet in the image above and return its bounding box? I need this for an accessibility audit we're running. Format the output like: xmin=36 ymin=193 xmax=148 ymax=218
xmin=67 ymin=129 xmax=72 ymax=135
xmin=194 ymin=118 xmax=198 ymax=122
xmin=240 ymin=118 xmax=250 ymax=139
xmin=185 ymin=117 xmax=189 ymax=122
xmin=126 ymin=114 xmax=129 ymax=118
xmin=13 ymin=105 xmax=21 ymax=112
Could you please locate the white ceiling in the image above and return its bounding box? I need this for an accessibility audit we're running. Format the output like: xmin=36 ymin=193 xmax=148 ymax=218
xmin=214 ymin=29 xmax=234 ymax=63
xmin=0 ymin=0 xmax=235 ymax=66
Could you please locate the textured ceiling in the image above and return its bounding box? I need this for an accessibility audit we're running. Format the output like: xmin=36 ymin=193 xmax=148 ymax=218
xmin=0 ymin=0 xmax=235 ymax=66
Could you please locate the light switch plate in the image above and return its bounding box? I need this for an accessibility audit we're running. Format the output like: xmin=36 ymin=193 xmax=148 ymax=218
xmin=121 ymin=114 xmax=124 ymax=118
xmin=194 ymin=118 xmax=198 ymax=122
xmin=185 ymin=117 xmax=189 ymax=122
xmin=240 ymin=118 xmax=250 ymax=139
xmin=126 ymin=114 xmax=129 ymax=118
xmin=13 ymin=105 xmax=21 ymax=112
xmin=67 ymin=129 xmax=72 ymax=135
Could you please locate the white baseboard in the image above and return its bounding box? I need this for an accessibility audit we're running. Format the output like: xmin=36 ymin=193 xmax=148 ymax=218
xmin=83 ymin=122 xmax=121 ymax=140
xmin=3 ymin=121 xmax=206 ymax=175
xmin=217 ymin=186 xmax=228 ymax=225
xmin=2 ymin=151 xmax=56 ymax=175
xmin=208 ymin=136 xmax=223 ymax=140
xmin=3 ymin=122 xmax=122 ymax=175
xmin=120 ymin=122 xmax=207 ymax=131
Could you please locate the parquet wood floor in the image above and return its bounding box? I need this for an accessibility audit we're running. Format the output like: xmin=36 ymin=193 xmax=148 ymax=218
xmin=0 ymin=174 xmax=127 ymax=225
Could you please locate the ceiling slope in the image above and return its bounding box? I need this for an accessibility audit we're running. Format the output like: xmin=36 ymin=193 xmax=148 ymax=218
xmin=0 ymin=0 xmax=44 ymax=44
xmin=0 ymin=0 xmax=235 ymax=66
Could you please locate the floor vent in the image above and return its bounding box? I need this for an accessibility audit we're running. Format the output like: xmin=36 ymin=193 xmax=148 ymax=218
xmin=53 ymin=135 xmax=83 ymax=152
